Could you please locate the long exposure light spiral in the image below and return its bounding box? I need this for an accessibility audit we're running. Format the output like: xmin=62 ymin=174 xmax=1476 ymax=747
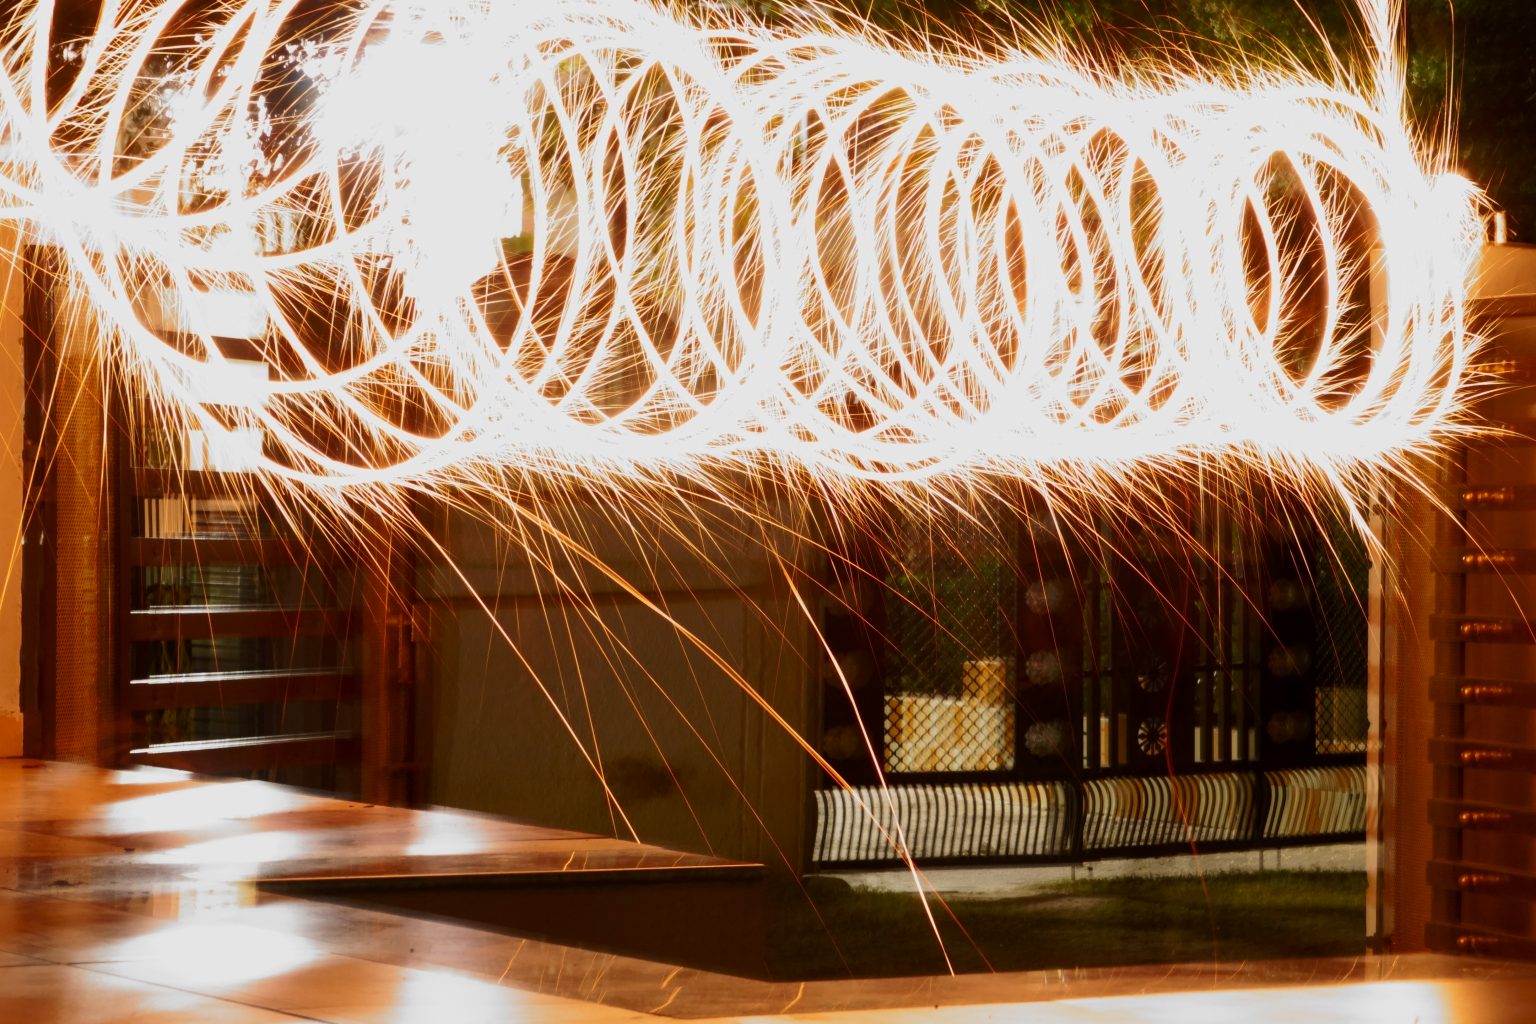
xmin=0 ymin=0 xmax=1483 ymax=492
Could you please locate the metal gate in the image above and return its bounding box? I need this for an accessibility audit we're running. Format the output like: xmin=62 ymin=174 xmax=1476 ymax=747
xmin=812 ymin=491 xmax=1368 ymax=867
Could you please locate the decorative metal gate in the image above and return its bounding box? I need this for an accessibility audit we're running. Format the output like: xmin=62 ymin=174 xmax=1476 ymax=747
xmin=812 ymin=491 xmax=1369 ymax=867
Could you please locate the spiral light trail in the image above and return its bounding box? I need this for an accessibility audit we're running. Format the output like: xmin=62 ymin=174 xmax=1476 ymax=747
xmin=0 ymin=0 xmax=1483 ymax=492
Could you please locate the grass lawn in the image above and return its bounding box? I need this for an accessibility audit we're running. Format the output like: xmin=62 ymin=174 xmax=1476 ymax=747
xmin=766 ymin=870 xmax=1366 ymax=979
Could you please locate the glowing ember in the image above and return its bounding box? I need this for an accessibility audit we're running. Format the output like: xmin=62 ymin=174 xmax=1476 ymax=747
xmin=0 ymin=0 xmax=1483 ymax=491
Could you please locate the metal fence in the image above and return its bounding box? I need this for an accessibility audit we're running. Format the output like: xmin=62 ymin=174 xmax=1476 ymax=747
xmin=883 ymin=513 xmax=1019 ymax=774
xmin=813 ymin=780 xmax=1075 ymax=862
xmin=812 ymin=495 xmax=1369 ymax=868
xmin=812 ymin=765 xmax=1366 ymax=866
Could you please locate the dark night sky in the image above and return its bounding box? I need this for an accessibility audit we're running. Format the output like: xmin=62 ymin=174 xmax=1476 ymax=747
xmin=1422 ymin=0 xmax=1536 ymax=237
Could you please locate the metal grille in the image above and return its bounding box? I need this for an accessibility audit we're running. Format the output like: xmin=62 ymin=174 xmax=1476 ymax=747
xmin=882 ymin=511 xmax=1016 ymax=774
xmin=875 ymin=505 xmax=1369 ymax=776
xmin=1311 ymin=525 xmax=1369 ymax=754
xmin=820 ymin=498 xmax=1371 ymax=867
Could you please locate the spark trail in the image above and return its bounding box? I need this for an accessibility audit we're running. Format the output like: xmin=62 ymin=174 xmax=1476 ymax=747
xmin=0 ymin=0 xmax=1484 ymax=498
xmin=0 ymin=0 xmax=1488 ymax=973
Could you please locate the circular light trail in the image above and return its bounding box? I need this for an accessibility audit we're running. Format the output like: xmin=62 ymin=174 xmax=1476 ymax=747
xmin=0 ymin=0 xmax=1483 ymax=492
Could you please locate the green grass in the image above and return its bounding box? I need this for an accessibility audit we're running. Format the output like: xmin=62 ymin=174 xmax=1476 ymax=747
xmin=765 ymin=870 xmax=1366 ymax=979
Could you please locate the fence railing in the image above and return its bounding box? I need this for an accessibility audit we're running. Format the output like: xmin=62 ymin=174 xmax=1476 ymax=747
xmin=811 ymin=763 xmax=1366 ymax=867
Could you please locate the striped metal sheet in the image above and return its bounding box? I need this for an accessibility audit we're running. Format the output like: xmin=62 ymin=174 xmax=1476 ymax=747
xmin=812 ymin=781 xmax=1074 ymax=863
xmin=812 ymin=765 xmax=1365 ymax=866
xmin=1083 ymin=771 xmax=1255 ymax=850
xmin=1262 ymin=765 xmax=1367 ymax=838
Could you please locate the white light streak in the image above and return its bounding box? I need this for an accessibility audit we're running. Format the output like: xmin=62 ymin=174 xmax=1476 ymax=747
xmin=0 ymin=0 xmax=1483 ymax=494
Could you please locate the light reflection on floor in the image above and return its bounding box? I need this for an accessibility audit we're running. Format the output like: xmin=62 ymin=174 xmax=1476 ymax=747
xmin=757 ymin=982 xmax=1452 ymax=1023
xmin=146 ymin=830 xmax=308 ymax=873
xmin=101 ymin=779 xmax=308 ymax=833
xmin=104 ymin=918 xmax=318 ymax=988
xmin=5 ymin=759 xmax=1536 ymax=1023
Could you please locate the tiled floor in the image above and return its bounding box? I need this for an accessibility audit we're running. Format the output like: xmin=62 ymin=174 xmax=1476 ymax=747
xmin=4 ymin=758 xmax=1536 ymax=1023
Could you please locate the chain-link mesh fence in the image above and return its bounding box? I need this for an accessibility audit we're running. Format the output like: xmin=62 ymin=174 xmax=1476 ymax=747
xmin=857 ymin=502 xmax=1371 ymax=869
xmin=882 ymin=511 xmax=1017 ymax=773
xmin=1311 ymin=523 xmax=1370 ymax=754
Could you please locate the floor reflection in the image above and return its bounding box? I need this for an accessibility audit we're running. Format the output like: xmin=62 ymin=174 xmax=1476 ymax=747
xmin=104 ymin=919 xmax=317 ymax=987
xmin=5 ymin=759 xmax=1536 ymax=1023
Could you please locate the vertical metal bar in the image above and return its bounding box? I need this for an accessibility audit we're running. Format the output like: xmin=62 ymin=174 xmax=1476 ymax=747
xmin=1083 ymin=564 xmax=1099 ymax=772
xmin=359 ymin=517 xmax=414 ymax=805
xmin=20 ymin=246 xmax=57 ymax=759
xmin=1253 ymin=769 xmax=1271 ymax=842
xmin=50 ymin=277 xmax=114 ymax=766
xmin=1365 ymin=506 xmax=1388 ymax=947
xmin=1220 ymin=521 xmax=1237 ymax=763
xmin=1430 ymin=450 xmax=1467 ymax=944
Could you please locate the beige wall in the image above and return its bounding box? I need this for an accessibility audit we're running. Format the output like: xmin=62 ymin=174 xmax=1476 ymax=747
xmin=0 ymin=227 xmax=22 ymax=756
xmin=425 ymin=493 xmax=819 ymax=870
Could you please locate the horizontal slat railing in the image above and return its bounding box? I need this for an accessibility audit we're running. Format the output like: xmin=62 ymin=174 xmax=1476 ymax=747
xmin=130 ymin=731 xmax=357 ymax=774
xmin=125 ymin=669 xmax=358 ymax=710
xmin=131 ymin=467 xmax=264 ymax=499
xmin=127 ymin=605 xmax=352 ymax=641
xmin=1428 ymin=799 xmax=1536 ymax=837
xmin=119 ymin=389 xmax=367 ymax=793
xmin=1427 ymin=922 xmax=1536 ymax=959
xmin=1430 ymin=615 xmax=1536 ymax=645
xmin=1422 ymin=298 xmax=1536 ymax=958
xmin=1430 ymin=675 xmax=1536 ymax=709
xmin=1468 ymin=294 xmax=1536 ymax=322
xmin=1429 ymin=739 xmax=1536 ymax=774
xmin=1451 ymin=485 xmax=1536 ymax=511
xmin=127 ymin=535 xmax=332 ymax=566
xmin=1429 ymin=860 xmax=1536 ymax=902
xmin=1436 ymin=548 xmax=1536 ymax=573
